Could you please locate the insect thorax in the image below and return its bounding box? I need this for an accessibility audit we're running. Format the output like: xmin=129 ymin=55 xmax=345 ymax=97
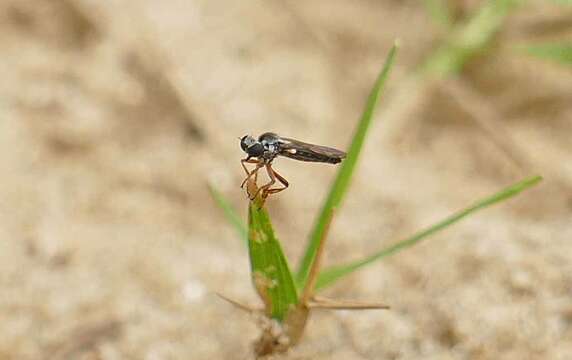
xmin=259 ymin=136 xmax=280 ymax=162
xmin=260 ymin=145 xmax=278 ymax=163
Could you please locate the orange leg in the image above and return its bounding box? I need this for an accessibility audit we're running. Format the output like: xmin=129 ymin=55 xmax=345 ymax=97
xmin=240 ymin=158 xmax=263 ymax=188
xmin=263 ymin=166 xmax=289 ymax=197
xmin=252 ymin=164 xmax=289 ymax=200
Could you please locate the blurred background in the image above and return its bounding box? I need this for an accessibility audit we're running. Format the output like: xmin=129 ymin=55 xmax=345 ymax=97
xmin=0 ymin=0 xmax=571 ymax=358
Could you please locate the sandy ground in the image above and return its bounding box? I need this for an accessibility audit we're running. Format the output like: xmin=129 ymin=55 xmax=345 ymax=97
xmin=0 ymin=0 xmax=571 ymax=359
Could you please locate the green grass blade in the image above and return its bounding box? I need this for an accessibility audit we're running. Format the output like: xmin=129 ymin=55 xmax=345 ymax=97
xmin=422 ymin=0 xmax=453 ymax=28
xmin=295 ymin=43 xmax=399 ymax=289
xmin=519 ymin=43 xmax=572 ymax=65
xmin=208 ymin=184 xmax=248 ymax=245
xmin=315 ymin=175 xmax=543 ymax=290
xmin=248 ymin=201 xmax=298 ymax=321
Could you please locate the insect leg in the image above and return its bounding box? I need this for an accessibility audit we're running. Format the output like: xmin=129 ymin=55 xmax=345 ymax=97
xmin=240 ymin=158 xmax=263 ymax=188
xmin=263 ymin=167 xmax=289 ymax=197
xmin=240 ymin=157 xmax=260 ymax=176
xmin=253 ymin=164 xmax=289 ymax=200
xmin=251 ymin=164 xmax=277 ymax=200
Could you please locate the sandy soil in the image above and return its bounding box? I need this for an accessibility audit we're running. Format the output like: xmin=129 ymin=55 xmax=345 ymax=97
xmin=0 ymin=0 xmax=571 ymax=359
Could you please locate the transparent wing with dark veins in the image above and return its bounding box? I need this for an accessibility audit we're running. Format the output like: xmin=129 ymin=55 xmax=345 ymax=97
xmin=278 ymin=137 xmax=346 ymax=164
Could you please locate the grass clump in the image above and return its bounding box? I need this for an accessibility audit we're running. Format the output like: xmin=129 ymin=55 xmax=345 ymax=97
xmin=211 ymin=41 xmax=542 ymax=357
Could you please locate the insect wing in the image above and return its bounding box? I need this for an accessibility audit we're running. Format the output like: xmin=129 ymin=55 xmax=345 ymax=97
xmin=278 ymin=137 xmax=346 ymax=164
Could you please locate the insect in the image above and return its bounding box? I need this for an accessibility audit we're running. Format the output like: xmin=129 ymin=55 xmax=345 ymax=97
xmin=240 ymin=132 xmax=346 ymax=199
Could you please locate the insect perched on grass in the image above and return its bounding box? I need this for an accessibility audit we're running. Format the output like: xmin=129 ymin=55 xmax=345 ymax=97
xmin=240 ymin=132 xmax=347 ymax=199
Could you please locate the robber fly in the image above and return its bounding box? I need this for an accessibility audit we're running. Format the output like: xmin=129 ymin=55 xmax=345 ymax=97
xmin=239 ymin=132 xmax=346 ymax=199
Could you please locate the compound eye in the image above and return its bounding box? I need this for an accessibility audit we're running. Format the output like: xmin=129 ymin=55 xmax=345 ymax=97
xmin=240 ymin=135 xmax=250 ymax=152
xmin=247 ymin=143 xmax=264 ymax=157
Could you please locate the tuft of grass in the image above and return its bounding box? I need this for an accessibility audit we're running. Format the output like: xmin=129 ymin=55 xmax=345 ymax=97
xmin=208 ymin=40 xmax=543 ymax=353
xmin=295 ymin=43 xmax=399 ymax=290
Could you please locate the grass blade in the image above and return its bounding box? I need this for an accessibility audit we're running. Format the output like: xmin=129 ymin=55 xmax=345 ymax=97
xmin=315 ymin=175 xmax=543 ymax=290
xmin=519 ymin=43 xmax=572 ymax=65
xmin=208 ymin=184 xmax=248 ymax=245
xmin=248 ymin=200 xmax=298 ymax=321
xmin=295 ymin=43 xmax=399 ymax=289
